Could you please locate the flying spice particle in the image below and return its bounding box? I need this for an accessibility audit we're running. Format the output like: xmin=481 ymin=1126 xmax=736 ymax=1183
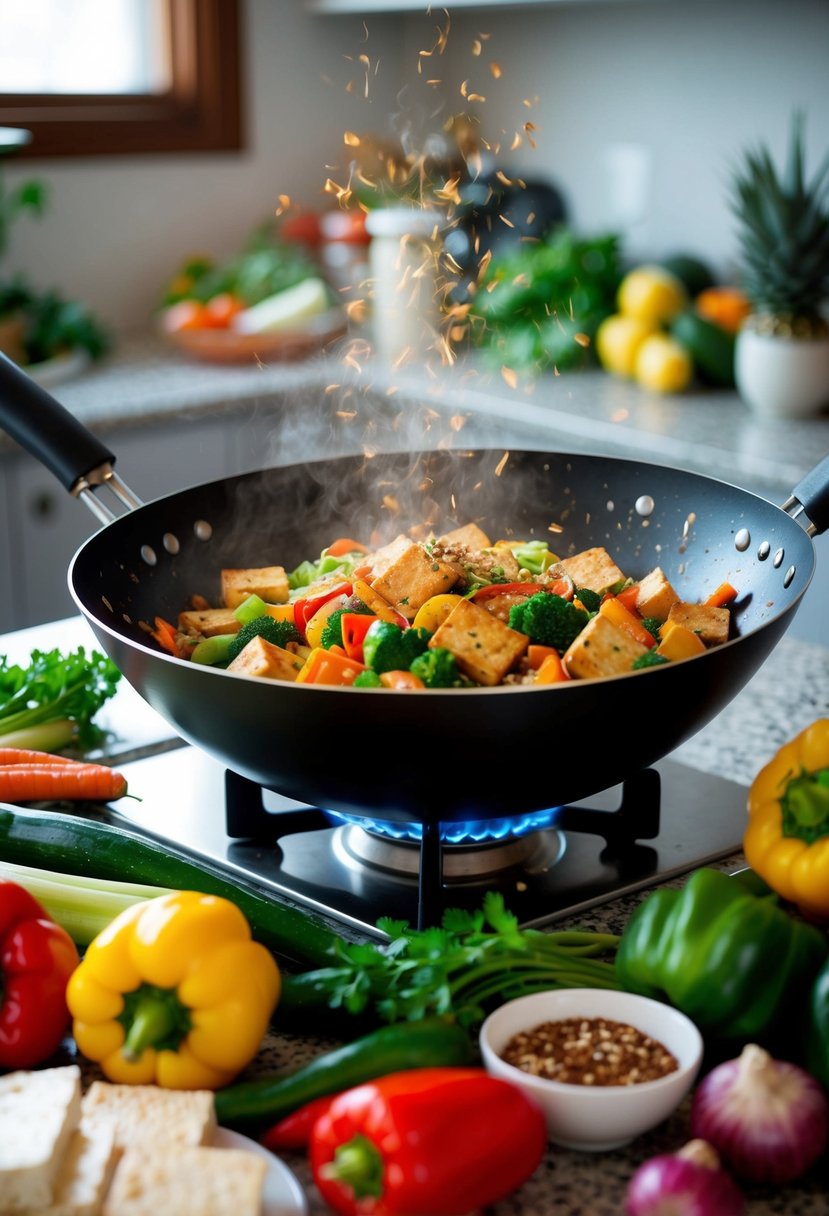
xmin=501 ymin=367 xmax=518 ymax=389
xmin=574 ymin=333 xmax=591 ymax=348
xmin=495 ymin=451 xmax=510 ymax=477
xmin=275 ymin=194 xmax=291 ymax=216
xmin=472 ymin=39 xmax=482 ymax=55
xmin=490 ymin=62 xmax=502 ymax=78
xmin=344 ymin=131 xmax=361 ymax=146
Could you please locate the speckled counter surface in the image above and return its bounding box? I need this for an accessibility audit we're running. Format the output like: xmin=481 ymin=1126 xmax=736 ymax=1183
xmin=8 ymin=615 xmax=824 ymax=1215
xmin=10 ymin=330 xmax=829 ymax=499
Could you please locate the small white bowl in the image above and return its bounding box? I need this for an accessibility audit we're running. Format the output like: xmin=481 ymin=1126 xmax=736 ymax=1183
xmin=479 ymin=988 xmax=703 ymax=1152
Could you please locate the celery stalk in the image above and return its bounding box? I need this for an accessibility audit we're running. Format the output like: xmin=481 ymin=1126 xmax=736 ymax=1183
xmin=0 ymin=719 xmax=78 ymax=752
xmin=0 ymin=859 xmax=173 ymax=946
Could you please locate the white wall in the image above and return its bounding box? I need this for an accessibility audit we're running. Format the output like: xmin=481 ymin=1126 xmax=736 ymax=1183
xmin=2 ymin=0 xmax=827 ymax=333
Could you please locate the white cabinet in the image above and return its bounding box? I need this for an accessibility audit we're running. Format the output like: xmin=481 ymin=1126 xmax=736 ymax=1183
xmin=1 ymin=414 xmax=231 ymax=631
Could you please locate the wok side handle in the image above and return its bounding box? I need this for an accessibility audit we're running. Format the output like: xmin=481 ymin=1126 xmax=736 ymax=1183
xmin=785 ymin=453 xmax=829 ymax=537
xmin=0 ymin=351 xmax=116 ymax=493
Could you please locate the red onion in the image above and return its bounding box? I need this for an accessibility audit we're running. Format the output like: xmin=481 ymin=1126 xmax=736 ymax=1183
xmin=690 ymin=1043 xmax=829 ymax=1184
xmin=625 ymin=1139 xmax=745 ymax=1216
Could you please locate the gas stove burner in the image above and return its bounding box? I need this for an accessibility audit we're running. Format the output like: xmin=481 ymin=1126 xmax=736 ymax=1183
xmin=325 ymin=808 xmax=560 ymax=844
xmin=335 ymin=821 xmax=565 ymax=882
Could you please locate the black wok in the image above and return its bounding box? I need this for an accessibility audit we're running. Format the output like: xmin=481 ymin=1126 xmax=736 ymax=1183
xmin=2 ymin=353 xmax=828 ymax=825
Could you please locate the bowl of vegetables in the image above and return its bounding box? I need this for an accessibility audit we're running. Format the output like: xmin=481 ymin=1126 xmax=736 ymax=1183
xmin=479 ymin=988 xmax=703 ymax=1151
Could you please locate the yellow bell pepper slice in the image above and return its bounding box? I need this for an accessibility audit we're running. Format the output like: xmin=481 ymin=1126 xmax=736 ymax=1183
xmin=66 ymin=891 xmax=280 ymax=1089
xmin=744 ymin=718 xmax=829 ymax=921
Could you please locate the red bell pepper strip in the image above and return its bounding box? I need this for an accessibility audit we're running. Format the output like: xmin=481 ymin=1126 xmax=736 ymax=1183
xmin=309 ymin=1066 xmax=547 ymax=1216
xmin=614 ymin=584 xmax=641 ymax=614
xmin=340 ymin=613 xmax=379 ymax=663
xmin=472 ymin=581 xmax=546 ymax=602
xmin=294 ymin=583 xmax=353 ymax=634
xmin=0 ymin=879 xmax=80 ymax=1069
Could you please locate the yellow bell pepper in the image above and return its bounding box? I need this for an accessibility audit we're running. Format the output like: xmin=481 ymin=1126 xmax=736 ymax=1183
xmin=66 ymin=891 xmax=280 ymax=1089
xmin=743 ymin=718 xmax=829 ymax=921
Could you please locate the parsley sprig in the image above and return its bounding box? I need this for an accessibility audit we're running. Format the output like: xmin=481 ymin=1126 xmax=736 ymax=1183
xmin=280 ymin=892 xmax=621 ymax=1029
xmin=0 ymin=646 xmax=122 ymax=752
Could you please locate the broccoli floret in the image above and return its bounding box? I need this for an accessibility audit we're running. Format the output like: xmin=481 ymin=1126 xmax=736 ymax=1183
xmin=226 ymin=615 xmax=301 ymax=662
xmin=640 ymin=616 xmax=663 ymax=639
xmin=508 ymin=592 xmax=589 ymax=651
xmin=319 ymin=600 xmax=376 ymax=650
xmin=362 ymin=621 xmax=430 ymax=673
xmin=573 ymin=586 xmax=602 ymax=614
xmin=353 ymin=669 xmax=383 ymax=688
xmin=632 ymin=650 xmax=669 ymax=670
xmin=409 ymin=647 xmax=462 ymax=688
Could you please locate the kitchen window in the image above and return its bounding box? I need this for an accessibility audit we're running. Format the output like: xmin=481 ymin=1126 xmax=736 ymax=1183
xmin=0 ymin=0 xmax=243 ymax=158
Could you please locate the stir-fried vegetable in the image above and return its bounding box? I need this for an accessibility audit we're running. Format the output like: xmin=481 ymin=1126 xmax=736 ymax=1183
xmin=150 ymin=524 xmax=739 ymax=690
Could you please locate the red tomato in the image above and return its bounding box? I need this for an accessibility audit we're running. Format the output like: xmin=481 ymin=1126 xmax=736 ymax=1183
xmin=280 ymin=211 xmax=323 ymax=248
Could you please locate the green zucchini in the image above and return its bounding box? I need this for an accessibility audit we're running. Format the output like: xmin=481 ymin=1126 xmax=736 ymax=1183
xmin=671 ymin=309 xmax=736 ymax=387
xmin=0 ymin=804 xmax=338 ymax=968
xmin=214 ymin=1016 xmax=475 ymax=1131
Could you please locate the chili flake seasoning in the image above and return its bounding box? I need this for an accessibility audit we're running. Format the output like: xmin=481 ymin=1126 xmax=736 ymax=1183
xmin=500 ymin=1016 xmax=679 ymax=1086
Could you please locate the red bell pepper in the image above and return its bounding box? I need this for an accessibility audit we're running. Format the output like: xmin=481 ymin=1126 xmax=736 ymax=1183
xmin=262 ymin=1093 xmax=338 ymax=1150
xmin=309 ymin=1066 xmax=547 ymax=1216
xmin=294 ymin=583 xmax=353 ymax=634
xmin=0 ymin=879 xmax=80 ymax=1068
xmin=340 ymin=613 xmax=379 ymax=663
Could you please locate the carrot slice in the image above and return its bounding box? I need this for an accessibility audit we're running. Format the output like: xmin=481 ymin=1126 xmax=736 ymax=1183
xmin=150 ymin=616 xmax=183 ymax=658
xmin=704 ymin=582 xmax=738 ymax=608
xmin=324 ymin=538 xmax=369 ymax=557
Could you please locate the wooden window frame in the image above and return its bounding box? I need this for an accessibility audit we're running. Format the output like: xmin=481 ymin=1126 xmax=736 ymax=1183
xmin=0 ymin=0 xmax=243 ymax=159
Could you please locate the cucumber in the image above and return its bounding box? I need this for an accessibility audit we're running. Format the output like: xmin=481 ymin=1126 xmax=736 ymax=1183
xmin=214 ymin=1016 xmax=475 ymax=1131
xmin=658 ymin=253 xmax=716 ymax=298
xmin=0 ymin=804 xmax=338 ymax=968
xmin=671 ymin=309 xmax=736 ymax=387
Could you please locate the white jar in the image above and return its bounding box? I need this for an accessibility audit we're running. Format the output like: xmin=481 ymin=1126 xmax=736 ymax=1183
xmin=365 ymin=208 xmax=444 ymax=366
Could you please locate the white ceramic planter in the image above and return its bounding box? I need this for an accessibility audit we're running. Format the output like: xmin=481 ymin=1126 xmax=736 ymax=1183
xmin=735 ymin=327 xmax=829 ymax=418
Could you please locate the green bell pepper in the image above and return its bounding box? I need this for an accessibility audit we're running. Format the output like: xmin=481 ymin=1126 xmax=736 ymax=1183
xmin=804 ymin=956 xmax=829 ymax=1089
xmin=616 ymin=867 xmax=828 ymax=1042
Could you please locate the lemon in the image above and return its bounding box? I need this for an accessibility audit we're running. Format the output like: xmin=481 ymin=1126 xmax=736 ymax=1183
xmin=617 ymin=266 xmax=688 ymax=327
xmin=634 ymin=333 xmax=694 ymax=393
xmin=595 ymin=314 xmax=655 ymax=378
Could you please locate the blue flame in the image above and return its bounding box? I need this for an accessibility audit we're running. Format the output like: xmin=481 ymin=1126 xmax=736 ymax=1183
xmin=326 ymin=808 xmax=560 ymax=843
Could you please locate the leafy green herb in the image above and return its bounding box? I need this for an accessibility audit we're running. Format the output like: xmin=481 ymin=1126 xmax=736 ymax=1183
xmin=279 ymin=891 xmax=621 ymax=1030
xmin=468 ymin=228 xmax=622 ymax=374
xmin=0 ymin=646 xmax=122 ymax=752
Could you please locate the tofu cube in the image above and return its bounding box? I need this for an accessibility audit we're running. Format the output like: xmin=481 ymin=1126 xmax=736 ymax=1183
xmin=562 ymin=613 xmax=648 ymax=680
xmin=429 ymin=598 xmax=528 ymax=686
xmin=178 ymin=608 xmax=241 ymax=638
xmin=438 ymin=522 xmax=492 ymax=549
xmin=364 ymin=534 xmax=416 ymax=579
xmin=221 ymin=566 xmax=289 ymax=609
xmin=558 ymin=547 xmax=626 ymax=595
xmin=664 ymin=602 xmax=730 ymax=648
xmin=352 ymin=578 xmax=403 ymax=625
xmin=0 ymin=1065 xmax=82 ymax=1212
xmin=370 ymin=545 xmax=459 ymax=621
xmin=635 ymin=567 xmax=681 ymax=622
xmin=226 ymin=636 xmax=305 ymax=681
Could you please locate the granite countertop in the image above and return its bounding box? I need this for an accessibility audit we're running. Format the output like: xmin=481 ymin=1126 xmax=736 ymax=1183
xmin=3 ymin=615 xmax=828 ymax=1213
xmin=12 ymin=330 xmax=829 ymax=500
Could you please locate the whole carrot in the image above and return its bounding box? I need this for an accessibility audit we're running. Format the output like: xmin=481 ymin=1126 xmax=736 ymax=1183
xmin=0 ymin=748 xmax=85 ymax=767
xmin=0 ymin=763 xmax=128 ymax=803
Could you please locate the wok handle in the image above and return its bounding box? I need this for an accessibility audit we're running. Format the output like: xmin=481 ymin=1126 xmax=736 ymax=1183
xmin=786 ymin=452 xmax=829 ymax=537
xmin=0 ymin=351 xmax=115 ymax=492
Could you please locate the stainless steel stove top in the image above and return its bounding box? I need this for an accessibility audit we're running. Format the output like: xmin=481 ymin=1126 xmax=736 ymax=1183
xmin=104 ymin=746 xmax=749 ymax=939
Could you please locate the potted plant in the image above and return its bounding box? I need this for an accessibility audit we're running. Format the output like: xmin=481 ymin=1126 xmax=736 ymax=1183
xmin=0 ymin=160 xmax=109 ymax=379
xmin=729 ymin=113 xmax=829 ymax=418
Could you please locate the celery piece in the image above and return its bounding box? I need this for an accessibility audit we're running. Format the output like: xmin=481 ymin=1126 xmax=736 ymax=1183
xmin=0 ymin=859 xmax=173 ymax=946
xmin=234 ymin=594 xmax=270 ymax=625
xmin=191 ymin=634 xmax=237 ymax=666
xmin=0 ymin=719 xmax=77 ymax=752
